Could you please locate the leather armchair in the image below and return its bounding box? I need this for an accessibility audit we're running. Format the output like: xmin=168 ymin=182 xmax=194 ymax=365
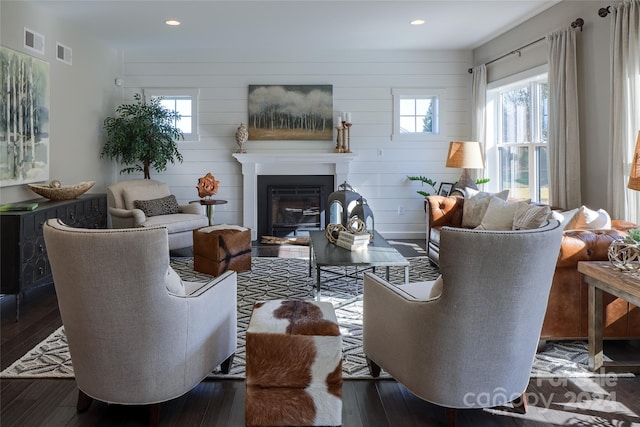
xmin=364 ymin=221 xmax=563 ymax=425
xmin=425 ymin=195 xmax=640 ymax=340
xmin=43 ymin=219 xmax=237 ymax=425
xmin=107 ymin=179 xmax=208 ymax=250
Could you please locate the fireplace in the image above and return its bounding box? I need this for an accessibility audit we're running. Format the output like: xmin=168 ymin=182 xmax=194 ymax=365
xmin=232 ymin=152 xmax=357 ymax=240
xmin=257 ymin=175 xmax=334 ymax=238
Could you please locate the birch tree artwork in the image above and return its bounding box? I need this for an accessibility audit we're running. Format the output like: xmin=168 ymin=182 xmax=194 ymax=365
xmin=0 ymin=47 xmax=50 ymax=187
xmin=248 ymin=85 xmax=333 ymax=141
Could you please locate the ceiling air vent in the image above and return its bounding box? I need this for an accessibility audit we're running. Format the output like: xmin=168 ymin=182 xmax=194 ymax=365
xmin=56 ymin=43 xmax=72 ymax=65
xmin=24 ymin=27 xmax=45 ymax=54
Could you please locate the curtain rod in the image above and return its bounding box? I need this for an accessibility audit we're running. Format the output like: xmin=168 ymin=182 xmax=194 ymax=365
xmin=467 ymin=17 xmax=584 ymax=74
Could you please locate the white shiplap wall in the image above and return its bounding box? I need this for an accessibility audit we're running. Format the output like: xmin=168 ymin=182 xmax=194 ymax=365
xmin=120 ymin=49 xmax=472 ymax=239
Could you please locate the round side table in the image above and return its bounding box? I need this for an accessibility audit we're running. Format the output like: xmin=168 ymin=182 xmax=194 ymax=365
xmin=192 ymin=199 xmax=228 ymax=225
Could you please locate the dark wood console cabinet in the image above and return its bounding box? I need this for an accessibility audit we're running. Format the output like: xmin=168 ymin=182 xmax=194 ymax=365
xmin=1 ymin=194 xmax=107 ymax=318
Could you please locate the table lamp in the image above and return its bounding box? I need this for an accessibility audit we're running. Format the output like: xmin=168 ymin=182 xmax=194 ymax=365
xmin=446 ymin=141 xmax=485 ymax=192
xmin=628 ymin=131 xmax=640 ymax=191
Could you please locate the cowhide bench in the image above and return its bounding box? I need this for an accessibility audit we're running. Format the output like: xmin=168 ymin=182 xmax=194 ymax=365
xmin=245 ymin=299 xmax=343 ymax=427
xmin=193 ymin=224 xmax=251 ymax=276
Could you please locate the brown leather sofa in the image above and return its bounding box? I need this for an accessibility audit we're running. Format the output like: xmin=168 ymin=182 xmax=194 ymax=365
xmin=426 ymin=195 xmax=640 ymax=340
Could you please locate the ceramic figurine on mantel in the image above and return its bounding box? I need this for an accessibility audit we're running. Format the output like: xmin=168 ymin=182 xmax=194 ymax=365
xmin=235 ymin=123 xmax=248 ymax=153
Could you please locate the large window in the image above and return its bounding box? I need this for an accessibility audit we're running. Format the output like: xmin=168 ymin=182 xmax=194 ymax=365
xmin=486 ymin=67 xmax=548 ymax=203
xmin=143 ymin=88 xmax=200 ymax=141
xmin=392 ymin=88 xmax=443 ymax=141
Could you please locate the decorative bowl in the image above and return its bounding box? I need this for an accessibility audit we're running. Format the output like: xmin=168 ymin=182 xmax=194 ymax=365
xmin=27 ymin=181 xmax=95 ymax=201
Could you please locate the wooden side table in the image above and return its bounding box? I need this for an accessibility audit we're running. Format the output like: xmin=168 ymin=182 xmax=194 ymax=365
xmin=192 ymin=199 xmax=227 ymax=226
xmin=578 ymin=261 xmax=640 ymax=373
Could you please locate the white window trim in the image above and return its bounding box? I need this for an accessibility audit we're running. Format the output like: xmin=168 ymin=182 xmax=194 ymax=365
xmin=486 ymin=65 xmax=548 ymax=198
xmin=391 ymin=88 xmax=445 ymax=142
xmin=143 ymin=88 xmax=200 ymax=142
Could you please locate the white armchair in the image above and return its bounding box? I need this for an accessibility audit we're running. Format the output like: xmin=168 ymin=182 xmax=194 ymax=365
xmin=107 ymin=179 xmax=208 ymax=250
xmin=43 ymin=219 xmax=237 ymax=426
xmin=363 ymin=220 xmax=563 ymax=426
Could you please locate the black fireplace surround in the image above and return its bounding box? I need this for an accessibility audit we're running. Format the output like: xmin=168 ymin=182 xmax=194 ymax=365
xmin=257 ymin=175 xmax=334 ymax=238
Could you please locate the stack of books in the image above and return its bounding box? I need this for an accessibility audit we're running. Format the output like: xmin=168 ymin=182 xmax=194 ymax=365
xmin=0 ymin=202 xmax=39 ymax=212
xmin=335 ymin=230 xmax=370 ymax=251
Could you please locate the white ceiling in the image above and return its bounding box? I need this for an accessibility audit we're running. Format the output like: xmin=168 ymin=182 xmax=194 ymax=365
xmin=28 ymin=0 xmax=560 ymax=51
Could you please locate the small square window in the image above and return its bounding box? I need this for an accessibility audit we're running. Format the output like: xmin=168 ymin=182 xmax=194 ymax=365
xmin=392 ymin=88 xmax=444 ymax=141
xmin=143 ymin=88 xmax=200 ymax=141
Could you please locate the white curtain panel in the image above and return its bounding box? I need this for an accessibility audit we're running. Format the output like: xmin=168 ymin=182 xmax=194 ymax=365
xmin=547 ymin=29 xmax=581 ymax=210
xmin=471 ymin=64 xmax=487 ymax=182
xmin=608 ymin=0 xmax=640 ymax=223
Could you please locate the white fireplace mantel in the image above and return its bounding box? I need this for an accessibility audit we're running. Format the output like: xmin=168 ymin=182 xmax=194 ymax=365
xmin=232 ymin=152 xmax=357 ymax=240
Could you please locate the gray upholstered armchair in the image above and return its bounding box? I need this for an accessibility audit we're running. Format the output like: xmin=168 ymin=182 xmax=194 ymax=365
xmin=363 ymin=220 xmax=563 ymax=426
xmin=107 ymin=179 xmax=208 ymax=250
xmin=43 ymin=219 xmax=237 ymax=425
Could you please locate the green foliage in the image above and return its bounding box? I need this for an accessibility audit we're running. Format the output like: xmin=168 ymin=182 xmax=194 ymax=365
xmin=407 ymin=175 xmax=491 ymax=198
xmin=625 ymin=228 xmax=640 ymax=245
xmin=407 ymin=176 xmax=438 ymax=197
xmin=101 ymin=93 xmax=183 ymax=179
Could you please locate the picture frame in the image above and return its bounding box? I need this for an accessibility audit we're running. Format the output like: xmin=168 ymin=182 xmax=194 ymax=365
xmin=438 ymin=182 xmax=454 ymax=196
xmin=248 ymin=85 xmax=333 ymax=141
xmin=0 ymin=46 xmax=50 ymax=187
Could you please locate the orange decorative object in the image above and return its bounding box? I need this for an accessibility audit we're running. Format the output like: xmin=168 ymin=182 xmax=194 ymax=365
xmin=197 ymin=173 xmax=220 ymax=198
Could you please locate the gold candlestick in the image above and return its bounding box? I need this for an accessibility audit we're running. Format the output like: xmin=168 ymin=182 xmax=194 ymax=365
xmin=335 ymin=124 xmax=343 ymax=152
xmin=344 ymin=123 xmax=352 ymax=153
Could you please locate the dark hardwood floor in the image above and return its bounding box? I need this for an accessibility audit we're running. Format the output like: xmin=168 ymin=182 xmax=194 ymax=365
xmin=2 ymin=239 xmax=639 ymax=426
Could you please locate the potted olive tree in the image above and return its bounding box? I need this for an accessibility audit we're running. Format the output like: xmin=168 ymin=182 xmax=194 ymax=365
xmin=101 ymin=93 xmax=183 ymax=179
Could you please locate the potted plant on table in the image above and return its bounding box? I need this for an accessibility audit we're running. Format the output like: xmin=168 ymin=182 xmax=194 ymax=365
xmin=101 ymin=93 xmax=184 ymax=179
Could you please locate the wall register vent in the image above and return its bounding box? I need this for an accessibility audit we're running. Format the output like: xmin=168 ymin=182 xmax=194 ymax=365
xmin=56 ymin=43 xmax=72 ymax=65
xmin=24 ymin=28 xmax=45 ymax=55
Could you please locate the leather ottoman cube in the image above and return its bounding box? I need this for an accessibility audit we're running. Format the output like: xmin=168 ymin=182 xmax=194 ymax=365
xmin=193 ymin=224 xmax=251 ymax=276
xmin=245 ymin=300 xmax=343 ymax=427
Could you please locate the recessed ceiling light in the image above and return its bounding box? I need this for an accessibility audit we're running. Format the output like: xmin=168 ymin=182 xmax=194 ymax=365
xmin=165 ymin=20 xmax=181 ymax=26
xmin=410 ymin=19 xmax=425 ymax=26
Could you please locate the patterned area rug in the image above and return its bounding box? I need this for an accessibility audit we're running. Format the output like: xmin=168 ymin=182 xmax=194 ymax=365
xmin=1 ymin=256 xmax=631 ymax=379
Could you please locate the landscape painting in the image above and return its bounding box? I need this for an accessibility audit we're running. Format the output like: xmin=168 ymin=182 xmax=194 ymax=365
xmin=0 ymin=47 xmax=50 ymax=187
xmin=248 ymin=85 xmax=333 ymax=141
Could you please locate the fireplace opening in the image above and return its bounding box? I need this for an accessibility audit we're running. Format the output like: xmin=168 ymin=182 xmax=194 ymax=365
xmin=257 ymin=175 xmax=334 ymax=238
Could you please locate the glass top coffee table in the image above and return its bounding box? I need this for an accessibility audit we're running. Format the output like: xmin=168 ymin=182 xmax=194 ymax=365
xmin=308 ymin=230 xmax=409 ymax=294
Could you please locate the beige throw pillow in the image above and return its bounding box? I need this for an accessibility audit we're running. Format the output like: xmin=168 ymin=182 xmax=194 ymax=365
xmin=565 ymin=206 xmax=611 ymax=230
xmin=513 ymin=203 xmax=552 ymax=230
xmin=475 ymin=197 xmax=529 ymax=230
xmin=461 ymin=188 xmax=510 ymax=228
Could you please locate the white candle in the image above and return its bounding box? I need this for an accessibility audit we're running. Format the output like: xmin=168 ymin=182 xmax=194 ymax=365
xmin=345 ymin=113 xmax=352 ymax=123
xmin=336 ymin=115 xmax=342 ymax=125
